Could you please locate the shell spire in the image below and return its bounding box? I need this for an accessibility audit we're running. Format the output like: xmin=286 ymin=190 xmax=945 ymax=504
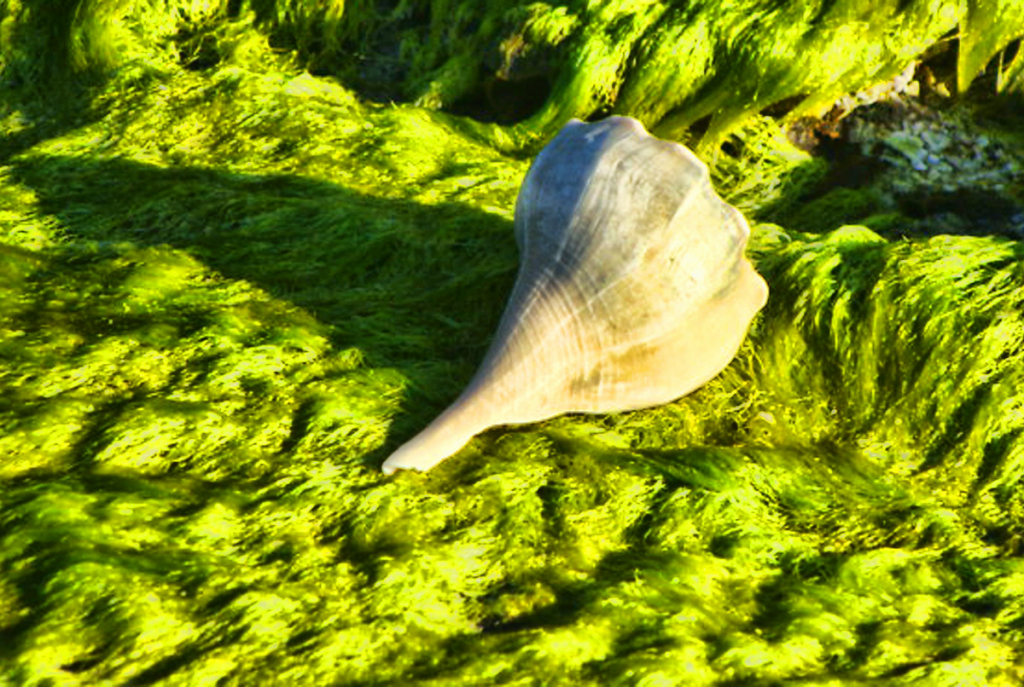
xmin=382 ymin=116 xmax=768 ymax=474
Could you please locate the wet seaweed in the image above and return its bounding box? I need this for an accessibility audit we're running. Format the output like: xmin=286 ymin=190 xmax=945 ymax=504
xmin=2 ymin=1 xmax=1024 ymax=684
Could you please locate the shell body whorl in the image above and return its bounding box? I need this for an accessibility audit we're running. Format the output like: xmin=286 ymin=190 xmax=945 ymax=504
xmin=382 ymin=116 xmax=768 ymax=474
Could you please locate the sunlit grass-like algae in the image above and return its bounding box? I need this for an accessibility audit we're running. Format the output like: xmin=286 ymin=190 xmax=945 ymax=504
xmin=1 ymin=0 xmax=1024 ymax=684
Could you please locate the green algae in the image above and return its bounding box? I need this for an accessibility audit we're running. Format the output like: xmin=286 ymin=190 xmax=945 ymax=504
xmin=2 ymin=1 xmax=1024 ymax=685
xmin=5 ymin=1 xmax=1024 ymax=148
xmin=959 ymin=0 xmax=1024 ymax=93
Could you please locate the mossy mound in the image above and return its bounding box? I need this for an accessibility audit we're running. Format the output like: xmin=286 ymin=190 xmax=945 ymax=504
xmin=4 ymin=0 xmax=1024 ymax=148
xmin=2 ymin=1 xmax=1024 ymax=685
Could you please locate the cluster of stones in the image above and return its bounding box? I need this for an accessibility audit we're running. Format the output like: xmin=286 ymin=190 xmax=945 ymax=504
xmin=848 ymin=102 xmax=1021 ymax=195
xmin=832 ymin=63 xmax=1024 ymax=237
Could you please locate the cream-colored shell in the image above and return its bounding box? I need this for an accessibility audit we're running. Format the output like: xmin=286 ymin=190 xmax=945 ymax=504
xmin=383 ymin=116 xmax=768 ymax=474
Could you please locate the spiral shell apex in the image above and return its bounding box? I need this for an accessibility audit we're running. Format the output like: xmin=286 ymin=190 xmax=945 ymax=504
xmin=382 ymin=116 xmax=768 ymax=474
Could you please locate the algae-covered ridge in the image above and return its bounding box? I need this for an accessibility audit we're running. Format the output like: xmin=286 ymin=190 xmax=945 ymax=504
xmin=2 ymin=0 xmax=1024 ymax=684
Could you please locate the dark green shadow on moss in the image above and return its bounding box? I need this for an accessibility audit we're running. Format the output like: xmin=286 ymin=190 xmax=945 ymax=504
xmin=7 ymin=154 xmax=519 ymax=469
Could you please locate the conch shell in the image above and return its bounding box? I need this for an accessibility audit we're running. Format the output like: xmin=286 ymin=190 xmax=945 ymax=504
xmin=383 ymin=116 xmax=768 ymax=474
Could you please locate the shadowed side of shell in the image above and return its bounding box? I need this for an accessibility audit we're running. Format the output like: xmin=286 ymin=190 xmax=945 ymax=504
xmin=382 ymin=116 xmax=768 ymax=474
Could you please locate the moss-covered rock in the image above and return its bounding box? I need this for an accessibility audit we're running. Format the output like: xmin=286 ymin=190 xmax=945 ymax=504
xmin=2 ymin=1 xmax=1024 ymax=684
xmin=4 ymin=0 xmax=1024 ymax=146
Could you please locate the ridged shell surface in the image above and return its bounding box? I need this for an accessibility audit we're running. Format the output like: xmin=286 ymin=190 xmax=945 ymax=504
xmin=383 ymin=116 xmax=768 ymax=474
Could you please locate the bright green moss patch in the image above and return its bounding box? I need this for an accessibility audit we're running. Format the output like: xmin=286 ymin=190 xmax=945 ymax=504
xmin=5 ymin=1 xmax=1024 ymax=147
xmin=3 ymin=1 xmax=1024 ymax=685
